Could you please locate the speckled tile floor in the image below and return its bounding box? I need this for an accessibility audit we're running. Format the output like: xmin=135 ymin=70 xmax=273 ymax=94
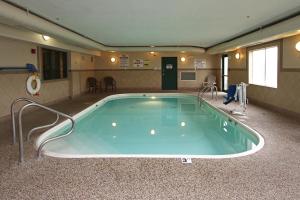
xmin=0 ymin=91 xmax=299 ymax=200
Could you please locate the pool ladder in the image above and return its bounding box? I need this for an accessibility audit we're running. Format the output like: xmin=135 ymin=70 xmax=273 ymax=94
xmin=11 ymin=97 xmax=75 ymax=163
xmin=197 ymin=85 xmax=218 ymax=101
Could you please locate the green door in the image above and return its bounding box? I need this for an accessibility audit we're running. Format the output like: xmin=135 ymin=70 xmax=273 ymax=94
xmin=161 ymin=57 xmax=178 ymax=90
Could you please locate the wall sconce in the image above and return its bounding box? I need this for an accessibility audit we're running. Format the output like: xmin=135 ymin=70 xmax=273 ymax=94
xmin=42 ymin=35 xmax=50 ymax=41
xmin=235 ymin=53 xmax=240 ymax=60
xmin=295 ymin=41 xmax=300 ymax=52
xmin=180 ymin=57 xmax=186 ymax=62
xmin=150 ymin=51 xmax=156 ymax=56
xmin=110 ymin=57 xmax=116 ymax=63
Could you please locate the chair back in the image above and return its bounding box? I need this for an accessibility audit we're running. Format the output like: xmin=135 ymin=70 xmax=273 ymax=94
xmin=227 ymin=85 xmax=237 ymax=99
xmin=87 ymin=77 xmax=97 ymax=87
xmin=103 ymin=76 xmax=114 ymax=86
xmin=207 ymin=75 xmax=216 ymax=84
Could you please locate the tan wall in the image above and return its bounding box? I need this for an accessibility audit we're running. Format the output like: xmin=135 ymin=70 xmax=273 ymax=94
xmin=94 ymin=51 xmax=220 ymax=89
xmin=0 ymin=36 xmax=97 ymax=118
xmin=69 ymin=52 xmax=99 ymax=96
xmin=227 ymin=34 xmax=300 ymax=114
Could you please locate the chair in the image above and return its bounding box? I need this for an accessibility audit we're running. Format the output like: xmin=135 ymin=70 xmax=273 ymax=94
xmin=199 ymin=75 xmax=218 ymax=99
xmin=103 ymin=76 xmax=117 ymax=92
xmin=223 ymin=85 xmax=237 ymax=105
xmin=86 ymin=77 xmax=98 ymax=93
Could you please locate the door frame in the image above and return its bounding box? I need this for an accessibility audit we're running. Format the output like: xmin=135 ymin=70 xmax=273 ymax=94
xmin=221 ymin=54 xmax=229 ymax=92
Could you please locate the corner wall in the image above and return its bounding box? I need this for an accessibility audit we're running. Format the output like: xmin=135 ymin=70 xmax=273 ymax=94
xmin=226 ymin=34 xmax=300 ymax=115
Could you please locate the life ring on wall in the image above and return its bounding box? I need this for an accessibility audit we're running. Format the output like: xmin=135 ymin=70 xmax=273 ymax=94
xmin=26 ymin=74 xmax=41 ymax=95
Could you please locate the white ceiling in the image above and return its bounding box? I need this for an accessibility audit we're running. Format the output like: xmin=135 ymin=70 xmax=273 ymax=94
xmin=6 ymin=0 xmax=300 ymax=47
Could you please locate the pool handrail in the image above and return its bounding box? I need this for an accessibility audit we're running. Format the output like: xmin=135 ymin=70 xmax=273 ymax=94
xmin=27 ymin=113 xmax=60 ymax=141
xmin=11 ymin=97 xmax=36 ymax=144
xmin=11 ymin=97 xmax=75 ymax=163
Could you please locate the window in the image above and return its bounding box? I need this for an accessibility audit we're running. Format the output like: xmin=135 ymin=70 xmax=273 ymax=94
xmin=180 ymin=71 xmax=196 ymax=81
xmin=42 ymin=48 xmax=68 ymax=80
xmin=248 ymin=46 xmax=278 ymax=88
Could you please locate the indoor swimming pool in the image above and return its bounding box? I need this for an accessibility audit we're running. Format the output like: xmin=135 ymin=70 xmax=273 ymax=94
xmin=36 ymin=94 xmax=264 ymax=158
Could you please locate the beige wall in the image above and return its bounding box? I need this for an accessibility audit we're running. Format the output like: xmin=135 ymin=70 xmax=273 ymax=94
xmin=0 ymin=35 xmax=221 ymax=118
xmin=0 ymin=36 xmax=97 ymax=118
xmin=226 ymin=34 xmax=300 ymax=114
xmin=69 ymin=52 xmax=99 ymax=96
xmin=94 ymin=51 xmax=220 ymax=89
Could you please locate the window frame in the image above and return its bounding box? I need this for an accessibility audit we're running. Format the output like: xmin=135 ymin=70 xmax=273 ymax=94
xmin=38 ymin=47 xmax=70 ymax=82
xmin=180 ymin=71 xmax=197 ymax=81
xmin=246 ymin=40 xmax=281 ymax=89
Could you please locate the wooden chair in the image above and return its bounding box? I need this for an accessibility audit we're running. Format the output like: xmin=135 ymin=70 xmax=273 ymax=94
xmin=86 ymin=77 xmax=98 ymax=93
xmin=103 ymin=76 xmax=117 ymax=92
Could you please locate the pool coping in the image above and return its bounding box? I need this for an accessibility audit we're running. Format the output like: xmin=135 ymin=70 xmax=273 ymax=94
xmin=35 ymin=93 xmax=265 ymax=159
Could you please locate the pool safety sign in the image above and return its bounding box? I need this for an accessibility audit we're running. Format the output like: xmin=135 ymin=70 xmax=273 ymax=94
xmin=133 ymin=59 xmax=144 ymax=68
xmin=194 ymin=58 xmax=206 ymax=69
xmin=119 ymin=55 xmax=129 ymax=68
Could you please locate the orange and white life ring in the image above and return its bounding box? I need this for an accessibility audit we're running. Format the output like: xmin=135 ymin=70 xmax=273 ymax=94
xmin=26 ymin=75 xmax=41 ymax=95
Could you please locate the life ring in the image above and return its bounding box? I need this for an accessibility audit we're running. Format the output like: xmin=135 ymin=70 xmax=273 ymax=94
xmin=26 ymin=75 xmax=41 ymax=95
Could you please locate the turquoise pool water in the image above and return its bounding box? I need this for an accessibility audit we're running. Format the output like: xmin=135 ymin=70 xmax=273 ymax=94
xmin=37 ymin=94 xmax=263 ymax=158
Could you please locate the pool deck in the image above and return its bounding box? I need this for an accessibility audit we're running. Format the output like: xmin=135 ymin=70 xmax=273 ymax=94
xmin=0 ymin=91 xmax=299 ymax=200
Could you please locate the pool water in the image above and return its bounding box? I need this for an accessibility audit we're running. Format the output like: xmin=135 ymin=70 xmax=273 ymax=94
xmin=37 ymin=94 xmax=263 ymax=158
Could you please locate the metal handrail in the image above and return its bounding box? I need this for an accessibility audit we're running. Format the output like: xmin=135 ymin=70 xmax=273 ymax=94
xmin=11 ymin=97 xmax=36 ymax=144
xmin=11 ymin=98 xmax=75 ymax=162
xmin=197 ymin=84 xmax=218 ymax=101
xmin=27 ymin=113 xmax=60 ymax=141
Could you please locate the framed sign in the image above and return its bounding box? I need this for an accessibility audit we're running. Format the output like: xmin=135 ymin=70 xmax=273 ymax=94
xmin=133 ymin=59 xmax=144 ymax=68
xmin=194 ymin=59 xmax=206 ymax=69
xmin=119 ymin=55 xmax=129 ymax=68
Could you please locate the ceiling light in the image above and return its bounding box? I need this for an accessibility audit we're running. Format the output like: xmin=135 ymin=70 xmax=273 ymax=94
xmin=235 ymin=53 xmax=240 ymax=60
xmin=42 ymin=35 xmax=50 ymax=41
xmin=150 ymin=51 xmax=155 ymax=55
xmin=295 ymin=42 xmax=300 ymax=52
xmin=180 ymin=57 xmax=186 ymax=62
xmin=181 ymin=122 xmax=186 ymax=127
xmin=110 ymin=57 xmax=116 ymax=63
xmin=112 ymin=122 xmax=117 ymax=127
xmin=151 ymin=96 xmax=156 ymax=99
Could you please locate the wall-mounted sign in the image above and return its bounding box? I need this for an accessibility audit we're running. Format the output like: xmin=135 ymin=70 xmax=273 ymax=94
xmin=133 ymin=59 xmax=144 ymax=68
xmin=144 ymin=59 xmax=150 ymax=67
xmin=194 ymin=59 xmax=206 ymax=69
xmin=119 ymin=55 xmax=129 ymax=68
xmin=166 ymin=64 xmax=173 ymax=69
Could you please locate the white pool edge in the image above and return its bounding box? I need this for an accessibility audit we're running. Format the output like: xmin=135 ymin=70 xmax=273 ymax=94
xmin=35 ymin=93 xmax=265 ymax=159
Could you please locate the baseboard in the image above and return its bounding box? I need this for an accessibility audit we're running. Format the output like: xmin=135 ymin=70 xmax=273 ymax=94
xmin=249 ymin=97 xmax=300 ymax=120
